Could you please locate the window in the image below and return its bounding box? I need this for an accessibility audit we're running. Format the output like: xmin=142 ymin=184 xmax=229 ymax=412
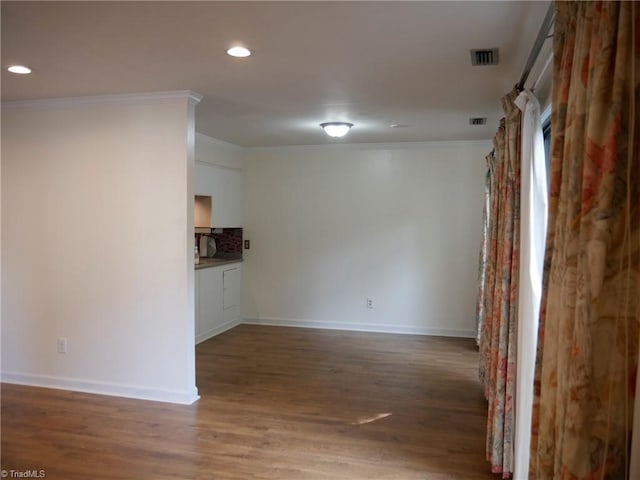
xmin=542 ymin=118 xmax=551 ymax=185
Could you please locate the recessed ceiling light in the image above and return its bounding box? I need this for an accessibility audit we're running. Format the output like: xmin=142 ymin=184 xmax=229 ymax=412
xmin=320 ymin=122 xmax=354 ymax=138
xmin=7 ymin=65 xmax=31 ymax=74
xmin=226 ymin=46 xmax=251 ymax=58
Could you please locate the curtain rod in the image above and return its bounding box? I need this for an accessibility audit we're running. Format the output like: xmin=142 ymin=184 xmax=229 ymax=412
xmin=516 ymin=3 xmax=556 ymax=91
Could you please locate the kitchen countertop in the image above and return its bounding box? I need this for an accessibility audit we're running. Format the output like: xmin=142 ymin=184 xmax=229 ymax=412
xmin=195 ymin=257 xmax=243 ymax=270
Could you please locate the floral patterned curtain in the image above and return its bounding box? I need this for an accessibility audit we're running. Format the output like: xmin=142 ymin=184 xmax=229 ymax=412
xmin=478 ymin=89 xmax=522 ymax=478
xmin=476 ymin=152 xmax=494 ymax=346
xmin=529 ymin=1 xmax=639 ymax=478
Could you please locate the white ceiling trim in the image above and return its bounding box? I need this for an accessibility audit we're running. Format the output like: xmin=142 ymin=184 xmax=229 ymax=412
xmin=1 ymin=90 xmax=203 ymax=111
xmin=245 ymin=139 xmax=493 ymax=153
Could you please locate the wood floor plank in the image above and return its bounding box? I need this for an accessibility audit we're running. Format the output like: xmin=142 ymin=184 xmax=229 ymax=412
xmin=2 ymin=324 xmax=494 ymax=479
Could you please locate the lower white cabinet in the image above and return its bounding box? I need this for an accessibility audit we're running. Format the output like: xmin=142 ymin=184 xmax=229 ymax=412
xmin=223 ymin=267 xmax=240 ymax=311
xmin=195 ymin=263 xmax=241 ymax=344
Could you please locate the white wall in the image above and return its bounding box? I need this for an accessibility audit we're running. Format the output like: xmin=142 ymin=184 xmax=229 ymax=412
xmin=1 ymin=92 xmax=201 ymax=404
xmin=242 ymin=142 xmax=489 ymax=336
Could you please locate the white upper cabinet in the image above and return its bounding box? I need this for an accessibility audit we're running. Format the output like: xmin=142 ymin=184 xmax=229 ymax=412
xmin=195 ymin=163 xmax=243 ymax=227
xmin=194 ymin=133 xmax=244 ymax=228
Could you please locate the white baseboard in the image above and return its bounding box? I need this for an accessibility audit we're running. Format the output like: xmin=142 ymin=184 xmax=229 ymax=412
xmin=196 ymin=317 xmax=242 ymax=345
xmin=242 ymin=317 xmax=475 ymax=338
xmin=0 ymin=371 xmax=200 ymax=405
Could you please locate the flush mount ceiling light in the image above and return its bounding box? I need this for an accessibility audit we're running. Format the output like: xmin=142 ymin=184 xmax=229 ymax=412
xmin=226 ymin=46 xmax=251 ymax=58
xmin=7 ymin=65 xmax=31 ymax=74
xmin=320 ymin=122 xmax=353 ymax=138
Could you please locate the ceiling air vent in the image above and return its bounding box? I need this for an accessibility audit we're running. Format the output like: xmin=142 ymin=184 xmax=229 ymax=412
xmin=470 ymin=48 xmax=499 ymax=66
xmin=469 ymin=117 xmax=487 ymax=126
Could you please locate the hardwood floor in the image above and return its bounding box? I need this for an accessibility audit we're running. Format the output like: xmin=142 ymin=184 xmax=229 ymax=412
xmin=2 ymin=325 xmax=494 ymax=479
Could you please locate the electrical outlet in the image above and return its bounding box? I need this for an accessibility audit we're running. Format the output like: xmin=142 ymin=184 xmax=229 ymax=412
xmin=244 ymin=239 xmax=250 ymax=250
xmin=57 ymin=337 xmax=68 ymax=354
xmin=367 ymin=298 xmax=374 ymax=309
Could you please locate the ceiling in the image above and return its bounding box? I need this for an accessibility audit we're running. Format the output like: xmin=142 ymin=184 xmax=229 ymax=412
xmin=1 ymin=1 xmax=551 ymax=147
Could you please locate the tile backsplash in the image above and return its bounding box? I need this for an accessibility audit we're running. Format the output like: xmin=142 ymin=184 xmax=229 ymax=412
xmin=212 ymin=228 xmax=243 ymax=254
xmin=196 ymin=228 xmax=243 ymax=257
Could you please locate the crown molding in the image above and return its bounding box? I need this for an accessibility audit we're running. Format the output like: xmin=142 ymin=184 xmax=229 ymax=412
xmin=244 ymin=139 xmax=493 ymax=153
xmin=2 ymin=90 xmax=202 ymax=110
